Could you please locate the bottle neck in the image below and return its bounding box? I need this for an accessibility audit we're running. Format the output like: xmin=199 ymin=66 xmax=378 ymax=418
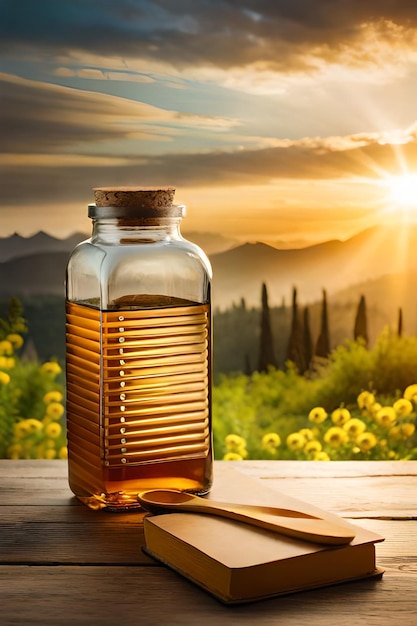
xmin=91 ymin=217 xmax=183 ymax=244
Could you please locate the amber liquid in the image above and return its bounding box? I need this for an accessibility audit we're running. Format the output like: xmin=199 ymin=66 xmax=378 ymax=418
xmin=66 ymin=296 xmax=212 ymax=509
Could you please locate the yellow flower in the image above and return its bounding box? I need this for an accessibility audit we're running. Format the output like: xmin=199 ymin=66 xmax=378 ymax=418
xmin=223 ymin=452 xmax=244 ymax=460
xmin=58 ymin=446 xmax=68 ymax=460
xmin=225 ymin=434 xmax=247 ymax=458
xmin=44 ymin=422 xmax=62 ymax=439
xmin=25 ymin=419 xmax=43 ymax=434
xmin=44 ymin=448 xmax=57 ymax=460
xmin=14 ymin=420 xmax=30 ymax=439
xmin=375 ymin=406 xmax=397 ymax=428
xmin=403 ymin=384 xmax=417 ymax=403
xmin=46 ymin=402 xmax=65 ymax=420
xmin=331 ymin=408 xmax=351 ymax=425
xmin=0 ymin=371 xmax=11 ymax=385
xmin=225 ymin=434 xmax=246 ymax=450
xmin=286 ymin=432 xmax=306 ymax=451
xmin=41 ymin=361 xmax=62 ymax=376
xmin=343 ymin=418 xmax=367 ymax=438
xmin=0 ymin=356 xmax=14 ymax=369
xmin=43 ymin=390 xmax=64 ymax=404
xmin=356 ymin=431 xmax=377 ymax=452
xmin=261 ymin=432 xmax=281 ymax=451
xmin=299 ymin=428 xmax=315 ymax=441
xmin=314 ymin=451 xmax=330 ymax=461
xmin=0 ymin=340 xmax=13 ymax=355
xmin=393 ymin=398 xmax=413 ymax=419
xmin=389 ymin=423 xmax=415 ymax=440
xmin=308 ymin=407 xmax=328 ymax=424
xmin=369 ymin=402 xmax=382 ymax=417
xmin=304 ymin=440 xmax=322 ymax=456
xmin=323 ymin=426 xmax=348 ymax=447
xmin=357 ymin=391 xmax=375 ymax=410
xmin=6 ymin=333 xmax=24 ymax=350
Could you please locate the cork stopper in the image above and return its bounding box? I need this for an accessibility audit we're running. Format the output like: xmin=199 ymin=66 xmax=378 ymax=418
xmin=93 ymin=187 xmax=176 ymax=209
xmin=88 ymin=187 xmax=185 ymax=219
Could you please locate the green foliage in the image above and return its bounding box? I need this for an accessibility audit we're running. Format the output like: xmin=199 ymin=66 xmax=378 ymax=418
xmin=0 ymin=299 xmax=66 ymax=459
xmin=354 ymin=294 xmax=369 ymax=346
xmin=258 ymin=283 xmax=277 ymax=371
xmin=0 ymin=295 xmax=66 ymax=363
xmin=213 ymin=302 xmax=291 ymax=379
xmin=214 ymin=331 xmax=417 ymax=461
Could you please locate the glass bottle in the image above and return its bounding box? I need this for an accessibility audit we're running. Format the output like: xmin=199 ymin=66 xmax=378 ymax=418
xmin=65 ymin=187 xmax=213 ymax=510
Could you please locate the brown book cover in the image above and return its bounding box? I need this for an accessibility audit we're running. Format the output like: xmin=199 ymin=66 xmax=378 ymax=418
xmin=142 ymin=465 xmax=384 ymax=604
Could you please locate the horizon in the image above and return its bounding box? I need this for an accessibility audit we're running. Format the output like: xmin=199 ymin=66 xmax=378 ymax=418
xmin=2 ymin=2 xmax=417 ymax=243
xmin=3 ymin=218 xmax=417 ymax=252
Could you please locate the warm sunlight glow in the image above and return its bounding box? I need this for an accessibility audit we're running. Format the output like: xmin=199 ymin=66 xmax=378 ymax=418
xmin=388 ymin=174 xmax=417 ymax=211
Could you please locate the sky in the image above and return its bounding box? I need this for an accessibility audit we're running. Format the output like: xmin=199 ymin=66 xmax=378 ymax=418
xmin=2 ymin=1 xmax=417 ymax=245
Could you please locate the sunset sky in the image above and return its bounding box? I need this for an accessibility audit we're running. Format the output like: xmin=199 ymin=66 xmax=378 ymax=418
xmin=2 ymin=1 xmax=417 ymax=245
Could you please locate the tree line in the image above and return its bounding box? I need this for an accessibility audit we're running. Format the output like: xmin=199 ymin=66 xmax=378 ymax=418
xmin=0 ymin=288 xmax=404 ymax=380
xmin=256 ymin=283 xmax=404 ymax=376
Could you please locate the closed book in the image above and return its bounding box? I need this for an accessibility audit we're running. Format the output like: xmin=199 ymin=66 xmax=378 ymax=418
xmin=142 ymin=465 xmax=384 ymax=604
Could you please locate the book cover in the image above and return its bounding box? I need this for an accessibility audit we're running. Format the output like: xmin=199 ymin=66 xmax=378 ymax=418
xmin=142 ymin=465 xmax=384 ymax=604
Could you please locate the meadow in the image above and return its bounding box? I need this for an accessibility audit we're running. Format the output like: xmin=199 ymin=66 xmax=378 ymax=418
xmin=1 ymin=298 xmax=416 ymax=461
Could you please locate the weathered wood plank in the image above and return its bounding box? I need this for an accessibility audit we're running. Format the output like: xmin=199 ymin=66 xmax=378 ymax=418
xmin=2 ymin=459 xmax=417 ymax=480
xmin=235 ymin=459 xmax=417 ymax=478
xmin=249 ymin=475 xmax=417 ymax=518
xmin=1 ymin=461 xmax=415 ymax=519
xmin=0 ymin=564 xmax=416 ymax=626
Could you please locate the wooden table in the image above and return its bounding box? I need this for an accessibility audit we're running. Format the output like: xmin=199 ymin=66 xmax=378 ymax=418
xmin=1 ymin=460 xmax=416 ymax=625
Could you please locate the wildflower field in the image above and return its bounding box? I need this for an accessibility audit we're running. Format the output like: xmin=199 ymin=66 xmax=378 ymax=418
xmin=0 ymin=299 xmax=66 ymax=460
xmin=1 ymin=299 xmax=416 ymax=462
xmin=213 ymin=332 xmax=417 ymax=461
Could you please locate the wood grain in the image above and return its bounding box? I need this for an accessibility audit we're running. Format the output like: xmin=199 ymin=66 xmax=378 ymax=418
xmin=1 ymin=460 xmax=416 ymax=626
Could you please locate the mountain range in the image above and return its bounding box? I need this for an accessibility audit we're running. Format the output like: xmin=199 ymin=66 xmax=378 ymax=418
xmin=1 ymin=225 xmax=417 ymax=320
xmin=210 ymin=223 xmax=417 ymax=309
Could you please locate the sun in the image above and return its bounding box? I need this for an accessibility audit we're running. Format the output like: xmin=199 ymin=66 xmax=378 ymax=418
xmin=387 ymin=174 xmax=417 ymax=211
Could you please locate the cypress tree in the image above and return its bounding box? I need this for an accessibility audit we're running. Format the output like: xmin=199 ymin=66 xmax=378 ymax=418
xmin=398 ymin=307 xmax=403 ymax=337
xmin=286 ymin=286 xmax=305 ymax=372
xmin=315 ymin=289 xmax=331 ymax=358
xmin=258 ymin=283 xmax=277 ymax=372
xmin=354 ymin=294 xmax=368 ymax=346
xmin=303 ymin=306 xmax=313 ymax=373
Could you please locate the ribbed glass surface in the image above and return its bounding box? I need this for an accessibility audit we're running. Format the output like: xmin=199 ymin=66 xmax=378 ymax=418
xmin=66 ymin=300 xmax=210 ymax=469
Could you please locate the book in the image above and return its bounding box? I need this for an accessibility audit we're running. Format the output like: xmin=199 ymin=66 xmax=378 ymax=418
xmin=142 ymin=464 xmax=384 ymax=604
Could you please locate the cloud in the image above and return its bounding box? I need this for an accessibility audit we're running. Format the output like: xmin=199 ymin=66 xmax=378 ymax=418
xmin=2 ymin=123 xmax=417 ymax=207
xmin=0 ymin=72 xmax=239 ymax=153
xmin=2 ymin=1 xmax=417 ymax=73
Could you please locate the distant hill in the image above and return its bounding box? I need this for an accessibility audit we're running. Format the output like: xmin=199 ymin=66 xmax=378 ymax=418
xmin=0 ymin=231 xmax=87 ymax=262
xmin=210 ymin=224 xmax=417 ymax=309
xmin=3 ymin=226 xmax=417 ymax=369
xmin=0 ymin=251 xmax=71 ymax=296
xmin=183 ymin=231 xmax=238 ymax=255
xmin=2 ymin=224 xmax=417 ymax=315
xmin=0 ymin=230 xmax=236 ymax=263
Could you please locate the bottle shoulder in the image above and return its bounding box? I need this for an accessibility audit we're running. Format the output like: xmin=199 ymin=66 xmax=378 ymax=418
xmin=67 ymin=239 xmax=106 ymax=269
xmin=69 ymin=237 xmax=212 ymax=277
